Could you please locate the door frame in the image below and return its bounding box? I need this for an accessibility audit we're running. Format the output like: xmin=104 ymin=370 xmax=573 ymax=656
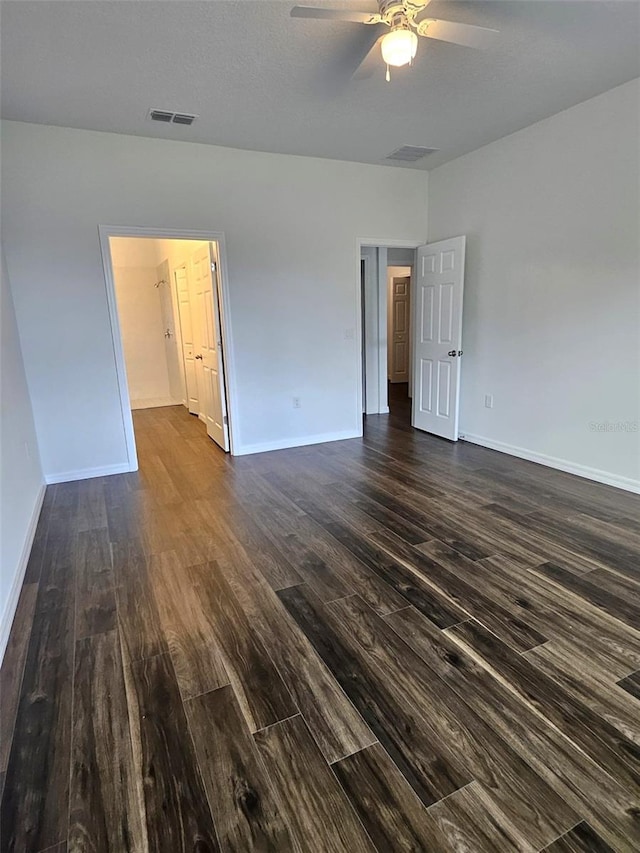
xmin=98 ymin=224 xmax=238 ymax=469
xmin=356 ymin=238 xmax=423 ymax=423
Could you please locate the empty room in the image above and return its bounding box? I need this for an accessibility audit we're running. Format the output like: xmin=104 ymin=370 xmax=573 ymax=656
xmin=1 ymin=1 xmax=639 ymax=851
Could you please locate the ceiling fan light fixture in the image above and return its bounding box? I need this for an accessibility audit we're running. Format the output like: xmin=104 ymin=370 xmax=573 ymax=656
xmin=381 ymin=27 xmax=418 ymax=67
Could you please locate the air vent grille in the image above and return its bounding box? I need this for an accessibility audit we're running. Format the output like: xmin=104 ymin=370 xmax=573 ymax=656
xmin=149 ymin=109 xmax=173 ymax=123
xmin=172 ymin=113 xmax=197 ymax=126
xmin=385 ymin=145 xmax=438 ymax=162
xmin=149 ymin=109 xmax=198 ymax=126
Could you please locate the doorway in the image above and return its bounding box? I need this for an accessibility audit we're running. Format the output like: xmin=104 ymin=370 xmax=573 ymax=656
xmin=360 ymin=244 xmax=417 ymax=417
xmin=359 ymin=237 xmax=466 ymax=440
xmin=387 ymin=261 xmax=413 ymax=419
xmin=100 ymin=227 xmax=235 ymax=470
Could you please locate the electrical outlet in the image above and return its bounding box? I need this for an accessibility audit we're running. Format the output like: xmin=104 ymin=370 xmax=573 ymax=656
xmin=484 ymin=394 xmax=494 ymax=409
xmin=293 ymin=397 xmax=301 ymax=409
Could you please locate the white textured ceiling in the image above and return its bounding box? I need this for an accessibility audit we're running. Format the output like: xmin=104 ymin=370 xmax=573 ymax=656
xmin=1 ymin=0 xmax=639 ymax=169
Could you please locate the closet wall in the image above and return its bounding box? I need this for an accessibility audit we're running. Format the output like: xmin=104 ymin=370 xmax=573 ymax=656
xmin=110 ymin=237 xmax=180 ymax=409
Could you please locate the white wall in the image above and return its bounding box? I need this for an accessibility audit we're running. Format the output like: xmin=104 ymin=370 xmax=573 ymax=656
xmin=387 ymin=248 xmax=415 ymax=267
xmin=155 ymin=238 xmax=208 ymax=271
xmin=1 ymin=122 xmax=427 ymax=478
xmin=362 ymin=247 xmax=389 ymax=415
xmin=110 ymin=237 xmax=176 ymax=409
xmin=0 ymin=247 xmax=44 ymax=659
xmin=428 ymin=78 xmax=640 ymax=491
xmin=109 ymin=235 xmax=162 ymax=269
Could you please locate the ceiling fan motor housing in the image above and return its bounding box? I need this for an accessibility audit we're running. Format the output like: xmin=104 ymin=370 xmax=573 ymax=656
xmin=378 ymin=0 xmax=428 ymax=26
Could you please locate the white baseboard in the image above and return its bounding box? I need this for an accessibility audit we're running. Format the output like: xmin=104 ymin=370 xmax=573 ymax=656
xmin=131 ymin=397 xmax=181 ymax=410
xmin=0 ymin=483 xmax=46 ymax=663
xmin=45 ymin=462 xmax=134 ymax=484
xmin=459 ymin=432 xmax=640 ymax=495
xmin=234 ymin=428 xmax=362 ymax=457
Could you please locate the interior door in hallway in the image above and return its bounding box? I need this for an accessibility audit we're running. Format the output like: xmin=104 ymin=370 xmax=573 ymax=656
xmin=412 ymin=236 xmax=465 ymax=441
xmin=175 ymin=264 xmax=199 ymax=414
xmin=157 ymin=259 xmax=183 ymax=404
xmin=388 ymin=274 xmax=410 ymax=383
xmin=191 ymin=243 xmax=230 ymax=451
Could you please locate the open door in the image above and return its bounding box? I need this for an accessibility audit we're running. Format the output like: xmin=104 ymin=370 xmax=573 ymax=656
xmin=175 ymin=263 xmax=200 ymax=415
xmin=412 ymin=236 xmax=465 ymax=441
xmin=191 ymin=243 xmax=230 ymax=451
xmin=157 ymin=259 xmax=183 ymax=404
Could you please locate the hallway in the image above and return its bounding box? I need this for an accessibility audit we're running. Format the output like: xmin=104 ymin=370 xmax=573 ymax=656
xmin=387 ymin=380 xmax=411 ymax=422
xmin=2 ymin=405 xmax=640 ymax=851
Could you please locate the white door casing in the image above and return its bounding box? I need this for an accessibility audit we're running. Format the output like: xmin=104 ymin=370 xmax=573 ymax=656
xmin=361 ymin=246 xmax=389 ymax=415
xmin=190 ymin=248 xmax=207 ymax=423
xmin=388 ymin=275 xmax=410 ymax=383
xmin=191 ymin=243 xmax=230 ymax=451
xmin=208 ymin=243 xmax=231 ymax=451
xmin=99 ymin=225 xmax=238 ymax=468
xmin=412 ymin=236 xmax=466 ymax=440
xmin=175 ymin=264 xmax=199 ymax=415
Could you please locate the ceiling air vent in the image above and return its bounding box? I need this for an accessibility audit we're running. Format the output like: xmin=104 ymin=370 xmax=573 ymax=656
xmin=149 ymin=109 xmax=173 ymax=123
xmin=148 ymin=109 xmax=198 ymax=126
xmin=385 ymin=145 xmax=439 ymax=163
xmin=172 ymin=113 xmax=198 ymax=126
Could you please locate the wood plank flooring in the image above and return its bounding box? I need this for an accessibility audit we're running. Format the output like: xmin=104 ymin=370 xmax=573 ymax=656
xmin=2 ymin=386 xmax=640 ymax=852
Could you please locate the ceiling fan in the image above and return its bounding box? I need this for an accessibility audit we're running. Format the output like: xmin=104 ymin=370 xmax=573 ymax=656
xmin=291 ymin=1 xmax=499 ymax=80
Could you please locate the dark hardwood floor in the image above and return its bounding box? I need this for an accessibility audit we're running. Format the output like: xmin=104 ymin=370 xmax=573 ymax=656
xmin=2 ymin=383 xmax=640 ymax=852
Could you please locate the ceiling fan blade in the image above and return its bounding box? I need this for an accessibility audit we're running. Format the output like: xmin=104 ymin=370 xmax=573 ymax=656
xmin=417 ymin=19 xmax=499 ymax=49
xmin=291 ymin=6 xmax=381 ymax=24
xmin=352 ymin=33 xmax=385 ymax=80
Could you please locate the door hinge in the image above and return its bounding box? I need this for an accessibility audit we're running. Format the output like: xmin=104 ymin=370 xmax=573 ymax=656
xmin=211 ymin=262 xmax=217 ymax=272
xmin=223 ymin=415 xmax=228 ymax=425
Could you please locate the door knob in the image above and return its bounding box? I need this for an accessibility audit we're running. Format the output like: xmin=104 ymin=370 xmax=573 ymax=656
xmin=447 ymin=350 xmax=456 ymax=357
xmin=195 ymin=354 xmax=203 ymax=360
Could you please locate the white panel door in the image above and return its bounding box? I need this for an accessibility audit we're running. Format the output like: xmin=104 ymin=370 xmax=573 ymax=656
xmin=412 ymin=236 xmax=465 ymax=440
xmin=174 ymin=264 xmax=199 ymax=414
xmin=191 ymin=243 xmax=230 ymax=451
xmin=157 ymin=259 xmax=182 ymax=403
xmin=388 ymin=275 xmax=410 ymax=383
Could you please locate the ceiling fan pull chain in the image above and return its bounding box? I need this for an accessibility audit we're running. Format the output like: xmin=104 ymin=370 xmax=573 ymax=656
xmin=386 ymin=64 xmax=391 ymax=82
